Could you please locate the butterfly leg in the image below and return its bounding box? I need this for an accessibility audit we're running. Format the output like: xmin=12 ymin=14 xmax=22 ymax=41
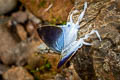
xmin=72 ymin=30 xmax=101 ymax=53
xmin=77 ymin=29 xmax=101 ymax=47
xmin=83 ymin=30 xmax=101 ymax=41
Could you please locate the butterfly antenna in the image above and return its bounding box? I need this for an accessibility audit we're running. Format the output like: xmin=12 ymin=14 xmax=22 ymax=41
xmin=70 ymin=10 xmax=79 ymax=24
xmin=76 ymin=2 xmax=87 ymax=28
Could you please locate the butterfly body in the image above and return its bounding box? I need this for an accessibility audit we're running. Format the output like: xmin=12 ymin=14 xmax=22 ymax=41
xmin=60 ymin=23 xmax=78 ymax=50
xmin=37 ymin=2 xmax=101 ymax=68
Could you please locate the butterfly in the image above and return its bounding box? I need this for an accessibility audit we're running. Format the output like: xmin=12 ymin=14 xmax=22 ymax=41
xmin=37 ymin=2 xmax=101 ymax=68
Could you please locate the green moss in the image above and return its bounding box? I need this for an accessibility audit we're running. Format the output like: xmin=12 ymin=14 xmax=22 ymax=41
xmin=52 ymin=18 xmax=57 ymax=24
xmin=39 ymin=66 xmax=45 ymax=71
xmin=61 ymin=21 xmax=66 ymax=25
xmin=45 ymin=61 xmax=51 ymax=70
xmin=30 ymin=69 xmax=38 ymax=73
xmin=52 ymin=71 xmax=57 ymax=75
xmin=24 ymin=54 xmax=56 ymax=80
xmin=38 ymin=0 xmax=46 ymax=8
xmin=28 ymin=59 xmax=52 ymax=73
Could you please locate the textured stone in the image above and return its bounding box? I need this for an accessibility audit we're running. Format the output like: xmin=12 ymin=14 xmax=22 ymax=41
xmin=12 ymin=11 xmax=28 ymax=23
xmin=0 ymin=22 xmax=18 ymax=64
xmin=16 ymin=24 xmax=27 ymax=41
xmin=0 ymin=64 xmax=9 ymax=75
xmin=3 ymin=67 xmax=34 ymax=80
xmin=68 ymin=0 xmax=120 ymax=80
xmin=20 ymin=0 xmax=75 ymax=24
xmin=0 ymin=0 xmax=17 ymax=15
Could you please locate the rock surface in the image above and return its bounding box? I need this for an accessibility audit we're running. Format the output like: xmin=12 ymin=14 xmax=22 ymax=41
xmin=3 ymin=67 xmax=34 ymax=80
xmin=0 ymin=21 xmax=39 ymax=66
xmin=68 ymin=0 xmax=120 ymax=80
xmin=0 ymin=64 xmax=9 ymax=75
xmin=12 ymin=11 xmax=28 ymax=23
xmin=20 ymin=0 xmax=75 ymax=24
xmin=0 ymin=21 xmax=18 ymax=64
xmin=0 ymin=0 xmax=17 ymax=15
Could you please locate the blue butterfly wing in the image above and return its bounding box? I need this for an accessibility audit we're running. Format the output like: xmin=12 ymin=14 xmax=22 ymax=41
xmin=57 ymin=51 xmax=76 ymax=68
xmin=37 ymin=26 xmax=64 ymax=52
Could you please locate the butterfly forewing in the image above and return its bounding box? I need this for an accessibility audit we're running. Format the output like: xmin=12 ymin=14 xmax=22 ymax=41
xmin=37 ymin=26 xmax=64 ymax=52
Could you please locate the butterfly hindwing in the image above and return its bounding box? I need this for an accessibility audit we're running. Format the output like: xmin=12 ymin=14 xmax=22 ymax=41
xmin=57 ymin=51 xmax=76 ymax=68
